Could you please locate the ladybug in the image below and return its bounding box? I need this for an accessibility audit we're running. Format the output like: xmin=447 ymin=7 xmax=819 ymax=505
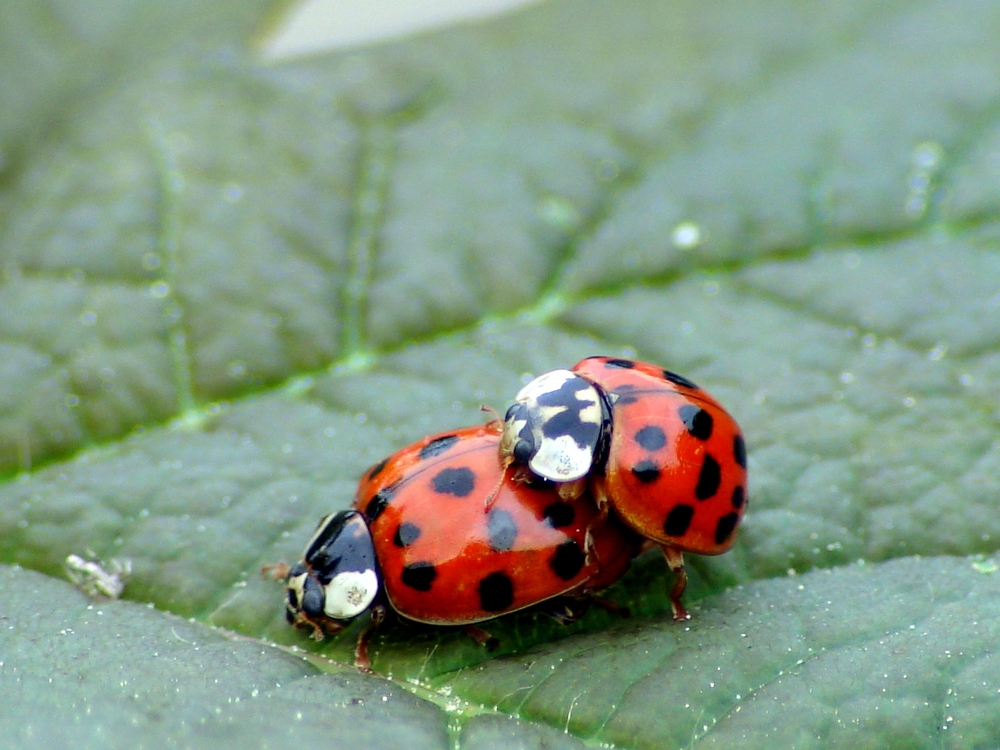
xmin=500 ymin=356 xmax=748 ymax=620
xmin=271 ymin=422 xmax=639 ymax=669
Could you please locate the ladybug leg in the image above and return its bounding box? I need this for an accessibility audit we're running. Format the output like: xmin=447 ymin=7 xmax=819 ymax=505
xmin=304 ymin=615 xmax=328 ymax=641
xmin=661 ymin=546 xmax=690 ymax=621
xmin=464 ymin=624 xmax=500 ymax=651
xmin=260 ymin=561 xmax=291 ymax=580
xmin=556 ymin=478 xmax=587 ymax=501
xmin=484 ymin=455 xmax=516 ymax=511
xmin=286 ymin=609 xmax=334 ymax=642
xmin=583 ymin=527 xmax=598 ymax=565
xmin=483 ymin=468 xmax=507 ymax=511
xmin=510 ymin=464 xmax=535 ymax=484
xmin=354 ymin=604 xmax=386 ymax=673
xmin=581 ymin=475 xmax=612 ymax=566
xmin=544 ymin=596 xmax=591 ymax=625
xmin=589 ymin=475 xmax=611 ymax=513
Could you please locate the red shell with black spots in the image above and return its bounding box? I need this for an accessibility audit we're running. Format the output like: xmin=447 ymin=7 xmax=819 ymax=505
xmin=572 ymin=356 xmax=748 ymax=556
xmin=354 ymin=422 xmax=639 ymax=625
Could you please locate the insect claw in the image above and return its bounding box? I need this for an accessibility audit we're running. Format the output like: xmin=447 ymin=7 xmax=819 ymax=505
xmin=583 ymin=527 xmax=598 ymax=565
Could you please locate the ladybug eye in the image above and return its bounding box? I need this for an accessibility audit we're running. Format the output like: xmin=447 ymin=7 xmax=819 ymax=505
xmin=300 ymin=576 xmax=327 ymax=618
xmin=512 ymin=437 xmax=534 ymax=463
xmin=500 ymin=403 xmax=533 ymax=461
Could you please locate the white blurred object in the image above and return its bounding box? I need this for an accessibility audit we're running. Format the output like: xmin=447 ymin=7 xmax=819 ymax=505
xmin=263 ymin=0 xmax=541 ymax=59
xmin=66 ymin=553 xmax=132 ymax=599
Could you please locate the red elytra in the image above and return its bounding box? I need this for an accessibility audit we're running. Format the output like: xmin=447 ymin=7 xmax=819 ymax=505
xmin=572 ymin=356 xmax=748 ymax=556
xmin=570 ymin=356 xmax=748 ymax=619
xmin=355 ymin=422 xmax=639 ymax=626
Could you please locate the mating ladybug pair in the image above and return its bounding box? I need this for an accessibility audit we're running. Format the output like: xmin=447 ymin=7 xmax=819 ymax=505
xmin=269 ymin=356 xmax=747 ymax=669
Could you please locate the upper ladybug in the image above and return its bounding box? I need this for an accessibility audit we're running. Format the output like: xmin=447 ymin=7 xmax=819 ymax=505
xmin=273 ymin=422 xmax=639 ymax=669
xmin=500 ymin=356 xmax=748 ymax=619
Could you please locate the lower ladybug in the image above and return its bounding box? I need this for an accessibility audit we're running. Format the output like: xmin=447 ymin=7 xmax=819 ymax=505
xmin=501 ymin=356 xmax=748 ymax=620
xmin=270 ymin=422 xmax=639 ymax=670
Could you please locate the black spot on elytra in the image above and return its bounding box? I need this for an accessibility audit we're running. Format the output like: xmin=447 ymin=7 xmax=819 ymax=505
xmin=733 ymin=434 xmax=747 ymax=468
xmin=678 ymin=404 xmax=713 ymax=441
xmin=366 ymin=457 xmax=389 ymax=482
xmin=393 ymin=522 xmax=421 ymax=547
xmin=664 ymin=504 xmax=695 ymax=537
xmin=731 ymin=485 xmax=745 ymax=510
xmin=431 ymin=466 xmax=476 ymax=497
xmin=550 ymin=540 xmax=586 ymax=581
xmin=478 ymin=572 xmax=514 ymax=612
xmin=634 ymin=425 xmax=667 ymax=452
xmin=487 ymin=509 xmax=518 ymax=552
xmin=543 ymin=501 xmax=575 ymax=528
xmin=631 ymin=459 xmax=661 ymax=484
xmin=604 ymin=358 xmax=636 ymax=369
xmin=662 ymin=369 xmax=699 ymax=389
xmin=714 ymin=513 xmax=740 ymax=546
xmin=401 ymin=562 xmax=437 ymax=591
xmin=419 ymin=434 xmax=459 ymax=460
xmin=695 ymin=455 xmax=721 ymax=500
xmin=364 ymin=483 xmax=398 ymax=522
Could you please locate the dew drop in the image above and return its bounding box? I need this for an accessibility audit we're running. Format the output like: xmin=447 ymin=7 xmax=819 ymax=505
xmin=150 ymin=281 xmax=170 ymax=298
xmin=672 ymin=222 xmax=702 ymax=249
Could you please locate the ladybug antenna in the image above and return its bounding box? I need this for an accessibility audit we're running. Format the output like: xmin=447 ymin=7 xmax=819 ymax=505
xmin=480 ymin=404 xmax=502 ymax=428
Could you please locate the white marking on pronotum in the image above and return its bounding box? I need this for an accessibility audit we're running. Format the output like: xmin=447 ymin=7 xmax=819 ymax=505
xmin=515 ymin=368 xmax=575 ymax=402
xmin=531 ymin=434 xmax=594 ymax=481
xmin=324 ymin=569 xmax=379 ymax=619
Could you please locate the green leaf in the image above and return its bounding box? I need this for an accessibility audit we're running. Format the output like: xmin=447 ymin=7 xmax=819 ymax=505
xmin=0 ymin=565 xmax=451 ymax=749
xmin=3 ymin=0 xmax=1000 ymax=746
xmin=450 ymin=555 xmax=1000 ymax=749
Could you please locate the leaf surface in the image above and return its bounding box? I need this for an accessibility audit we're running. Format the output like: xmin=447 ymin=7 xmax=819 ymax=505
xmin=2 ymin=0 xmax=1000 ymax=747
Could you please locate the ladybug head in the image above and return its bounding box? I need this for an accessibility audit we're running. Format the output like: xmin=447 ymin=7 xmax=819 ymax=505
xmin=499 ymin=368 xmax=611 ymax=483
xmin=284 ymin=510 xmax=380 ymax=636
